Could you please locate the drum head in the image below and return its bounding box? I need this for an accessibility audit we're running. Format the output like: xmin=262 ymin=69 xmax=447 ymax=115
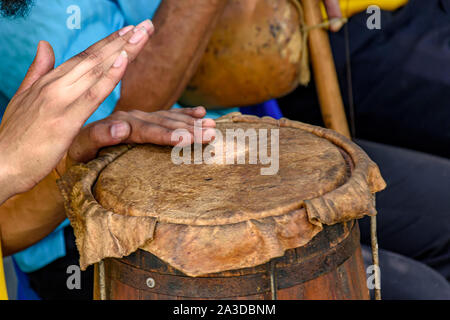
xmin=94 ymin=121 xmax=347 ymax=226
xmin=59 ymin=114 xmax=385 ymax=276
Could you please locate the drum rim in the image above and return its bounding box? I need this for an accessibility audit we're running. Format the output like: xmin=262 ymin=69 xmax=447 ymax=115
xmin=92 ymin=118 xmax=350 ymax=226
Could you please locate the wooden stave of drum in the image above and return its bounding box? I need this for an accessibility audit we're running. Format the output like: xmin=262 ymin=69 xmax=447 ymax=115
xmin=96 ymin=221 xmax=369 ymax=300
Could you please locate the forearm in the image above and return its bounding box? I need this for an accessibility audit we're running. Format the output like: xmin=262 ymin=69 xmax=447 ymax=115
xmin=0 ymin=170 xmax=66 ymax=256
xmin=116 ymin=0 xmax=228 ymax=112
xmin=0 ymin=147 xmax=22 ymax=204
xmin=0 ymin=163 xmax=15 ymax=205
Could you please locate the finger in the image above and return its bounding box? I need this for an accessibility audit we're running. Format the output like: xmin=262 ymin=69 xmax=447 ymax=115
xmin=129 ymin=109 xmax=216 ymax=129
xmin=120 ymin=116 xmax=215 ymax=146
xmin=66 ymin=48 xmax=129 ymax=102
xmin=54 ymin=24 xmax=133 ymax=75
xmin=149 ymin=114 xmax=198 ymax=133
xmin=58 ymin=20 xmax=153 ymax=80
xmin=162 ymin=109 xmax=216 ymax=126
xmin=170 ymin=107 xmax=216 ymax=127
xmin=160 ymin=115 xmax=216 ymax=134
xmin=170 ymin=106 xmax=208 ymax=118
xmin=16 ymin=41 xmax=55 ymax=95
xmin=324 ymin=0 xmax=344 ymax=32
xmin=65 ymin=51 xmax=129 ymax=126
xmin=60 ymin=28 xmax=136 ymax=85
xmin=69 ymin=19 xmax=153 ymax=100
xmin=124 ymin=117 xmax=182 ymax=146
xmin=160 ymin=113 xmax=216 ymax=130
xmin=68 ymin=119 xmax=131 ymax=163
xmin=60 ymin=19 xmax=152 ymax=86
xmin=76 ymin=20 xmax=152 ymax=77
xmin=125 ymin=19 xmax=154 ymax=61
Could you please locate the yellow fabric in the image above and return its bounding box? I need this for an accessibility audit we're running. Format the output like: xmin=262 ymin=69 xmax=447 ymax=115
xmin=0 ymin=241 xmax=8 ymax=300
xmin=321 ymin=0 xmax=409 ymax=18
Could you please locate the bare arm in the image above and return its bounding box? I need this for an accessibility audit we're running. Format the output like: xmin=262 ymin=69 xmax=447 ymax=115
xmin=116 ymin=0 xmax=228 ymax=112
xmin=0 ymin=170 xmax=66 ymax=256
xmin=0 ymin=158 xmax=12 ymax=204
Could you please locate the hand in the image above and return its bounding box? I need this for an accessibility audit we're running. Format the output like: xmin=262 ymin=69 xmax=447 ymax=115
xmin=324 ymin=0 xmax=344 ymax=32
xmin=0 ymin=20 xmax=154 ymax=201
xmin=61 ymin=107 xmax=216 ymax=170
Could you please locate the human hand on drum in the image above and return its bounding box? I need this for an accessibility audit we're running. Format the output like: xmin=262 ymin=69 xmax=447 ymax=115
xmin=0 ymin=20 xmax=153 ymax=202
xmin=62 ymin=107 xmax=216 ymax=167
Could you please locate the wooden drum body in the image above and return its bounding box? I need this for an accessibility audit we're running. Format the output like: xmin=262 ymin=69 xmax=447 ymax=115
xmin=59 ymin=114 xmax=386 ymax=300
xmin=99 ymin=222 xmax=368 ymax=300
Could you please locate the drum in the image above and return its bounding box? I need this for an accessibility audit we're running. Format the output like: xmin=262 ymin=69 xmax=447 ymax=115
xmin=58 ymin=113 xmax=386 ymax=300
xmin=179 ymin=0 xmax=309 ymax=108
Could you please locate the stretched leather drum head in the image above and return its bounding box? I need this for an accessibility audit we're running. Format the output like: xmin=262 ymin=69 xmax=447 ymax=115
xmin=95 ymin=121 xmax=346 ymax=225
xmin=58 ymin=114 xmax=386 ymax=276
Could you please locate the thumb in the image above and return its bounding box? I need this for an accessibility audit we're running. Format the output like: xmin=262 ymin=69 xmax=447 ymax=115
xmin=16 ymin=40 xmax=55 ymax=95
xmin=68 ymin=120 xmax=131 ymax=163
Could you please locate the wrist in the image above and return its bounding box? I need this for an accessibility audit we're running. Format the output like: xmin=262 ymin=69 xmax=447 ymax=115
xmin=55 ymin=152 xmax=77 ymax=178
xmin=0 ymin=153 xmax=18 ymax=204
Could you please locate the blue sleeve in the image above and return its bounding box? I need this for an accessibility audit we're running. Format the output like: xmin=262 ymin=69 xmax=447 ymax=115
xmin=116 ymin=0 xmax=162 ymax=25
